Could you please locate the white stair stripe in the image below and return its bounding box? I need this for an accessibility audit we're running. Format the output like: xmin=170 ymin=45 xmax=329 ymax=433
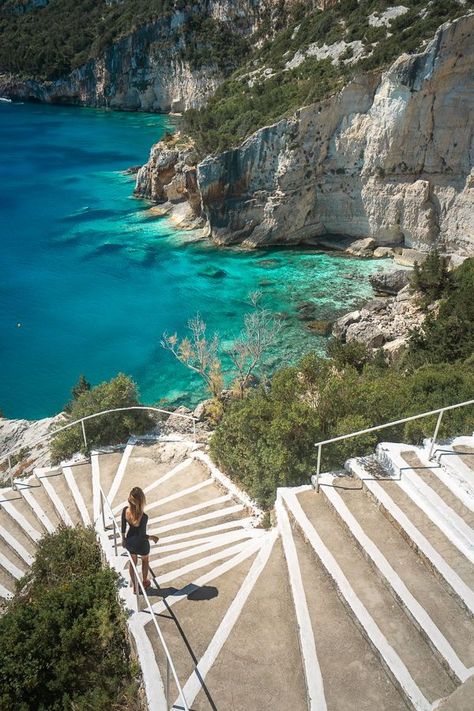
xmin=156 ymin=538 xmax=252 ymax=585
xmin=150 ymin=517 xmax=255 ymax=545
xmin=283 ymin=489 xmax=432 ymax=711
xmin=38 ymin=475 xmax=74 ymax=527
xmin=16 ymin=483 xmax=56 ymax=534
xmin=147 ymin=494 xmax=232 ymax=526
xmin=128 ymin=615 xmax=167 ymax=711
xmin=348 ymin=459 xmax=474 ymax=615
xmin=63 ymin=467 xmax=91 ymax=526
xmin=382 ymin=446 xmax=474 ymax=563
xmin=0 ymin=551 xmax=24 ymax=579
xmin=434 ymin=448 xmax=474 ymax=506
xmin=150 ymin=528 xmax=259 ymax=567
xmin=151 ymin=526 xmax=261 ymax=555
xmin=106 ymin=439 xmax=135 ymax=505
xmin=148 ymin=504 xmax=244 ymax=536
xmin=149 ymin=537 xmax=263 ymax=617
xmin=0 ymin=525 xmax=34 ymax=565
xmin=112 ymin=458 xmax=193 ymax=514
xmin=177 ymin=530 xmax=277 ymax=709
xmin=91 ymin=454 xmax=101 ymax=525
xmin=277 ymin=496 xmax=327 ymax=711
xmin=143 ymin=478 xmax=213 ymax=514
xmin=0 ymin=499 xmax=42 ymax=543
xmin=321 ymin=475 xmax=470 ymax=683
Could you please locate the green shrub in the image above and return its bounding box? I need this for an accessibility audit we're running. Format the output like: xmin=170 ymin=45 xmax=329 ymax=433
xmin=51 ymin=373 xmax=153 ymax=463
xmin=411 ymin=249 xmax=453 ymax=305
xmin=210 ymin=350 xmax=474 ymax=509
xmin=0 ymin=526 xmax=138 ymax=710
xmin=408 ymin=258 xmax=474 ymax=366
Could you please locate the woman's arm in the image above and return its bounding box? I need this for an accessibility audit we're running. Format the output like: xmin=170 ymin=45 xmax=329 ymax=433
xmin=142 ymin=514 xmax=158 ymax=544
xmin=121 ymin=508 xmax=127 ymax=546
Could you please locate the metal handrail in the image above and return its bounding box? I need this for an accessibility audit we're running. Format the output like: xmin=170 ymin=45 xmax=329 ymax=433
xmin=313 ymin=398 xmax=474 ymax=492
xmin=98 ymin=483 xmax=190 ymax=711
xmin=0 ymin=406 xmax=198 ymax=489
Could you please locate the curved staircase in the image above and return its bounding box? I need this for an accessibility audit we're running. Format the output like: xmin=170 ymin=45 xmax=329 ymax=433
xmin=1 ymin=433 xmax=473 ymax=710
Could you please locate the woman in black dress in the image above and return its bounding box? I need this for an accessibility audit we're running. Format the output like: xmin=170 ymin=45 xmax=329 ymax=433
xmin=121 ymin=486 xmax=158 ymax=592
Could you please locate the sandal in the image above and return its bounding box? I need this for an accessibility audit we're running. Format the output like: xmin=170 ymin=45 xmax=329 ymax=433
xmin=143 ymin=579 xmax=151 ymax=590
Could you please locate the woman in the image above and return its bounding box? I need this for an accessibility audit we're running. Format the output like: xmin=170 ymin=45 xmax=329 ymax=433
xmin=121 ymin=487 xmax=158 ymax=592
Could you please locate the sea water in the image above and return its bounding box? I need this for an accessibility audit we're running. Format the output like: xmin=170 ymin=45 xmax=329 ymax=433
xmin=1 ymin=102 xmax=387 ymax=419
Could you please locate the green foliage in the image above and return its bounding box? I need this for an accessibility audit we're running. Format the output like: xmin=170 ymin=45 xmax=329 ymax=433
xmin=326 ymin=339 xmax=372 ymax=373
xmin=51 ymin=373 xmax=153 ymax=462
xmin=0 ymin=0 xmax=247 ymax=80
xmin=411 ymin=250 xmax=453 ymax=305
xmin=184 ymin=0 xmax=470 ymax=153
xmin=408 ymin=258 xmax=474 ymax=366
xmin=64 ymin=373 xmax=91 ymax=413
xmin=211 ymin=350 xmax=474 ymax=509
xmin=0 ymin=526 xmax=137 ymax=710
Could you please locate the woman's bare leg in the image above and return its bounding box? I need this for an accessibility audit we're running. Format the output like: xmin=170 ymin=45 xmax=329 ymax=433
xmin=142 ymin=555 xmax=150 ymax=583
xmin=130 ymin=554 xmax=138 ymax=591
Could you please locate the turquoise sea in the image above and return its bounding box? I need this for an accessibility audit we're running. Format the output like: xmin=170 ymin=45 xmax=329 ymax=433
xmin=1 ymin=102 xmax=387 ymax=420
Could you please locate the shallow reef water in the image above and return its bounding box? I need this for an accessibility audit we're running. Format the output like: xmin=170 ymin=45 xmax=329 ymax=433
xmin=1 ymin=102 xmax=389 ymax=419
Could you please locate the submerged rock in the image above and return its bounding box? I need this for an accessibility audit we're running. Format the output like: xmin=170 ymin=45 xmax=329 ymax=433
xmin=369 ymin=269 xmax=411 ymax=294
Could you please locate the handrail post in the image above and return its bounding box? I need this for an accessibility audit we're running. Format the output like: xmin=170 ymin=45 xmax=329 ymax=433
xmin=315 ymin=444 xmax=322 ymax=493
xmin=135 ymin=568 xmax=140 ymax=611
xmin=428 ymin=409 xmax=444 ymax=460
xmin=81 ymin=419 xmax=88 ymax=452
xmin=113 ymin=521 xmax=118 ymax=557
xmin=7 ymin=455 xmax=14 ymax=490
xmin=100 ymin=489 xmax=106 ymax=530
xmin=166 ymin=657 xmax=170 ymax=709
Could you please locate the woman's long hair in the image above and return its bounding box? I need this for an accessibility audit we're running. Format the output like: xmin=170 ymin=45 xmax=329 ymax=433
xmin=127 ymin=487 xmax=146 ymax=526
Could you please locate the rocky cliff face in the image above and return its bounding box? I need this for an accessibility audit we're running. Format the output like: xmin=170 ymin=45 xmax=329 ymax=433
xmin=136 ymin=14 xmax=474 ymax=255
xmin=0 ymin=0 xmax=273 ymax=111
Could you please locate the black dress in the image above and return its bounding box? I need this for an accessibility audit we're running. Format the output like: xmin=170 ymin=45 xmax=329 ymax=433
xmin=121 ymin=508 xmax=151 ymax=556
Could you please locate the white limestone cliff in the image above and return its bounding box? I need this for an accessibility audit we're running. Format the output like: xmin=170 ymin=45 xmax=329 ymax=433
xmin=136 ymin=14 xmax=474 ymax=256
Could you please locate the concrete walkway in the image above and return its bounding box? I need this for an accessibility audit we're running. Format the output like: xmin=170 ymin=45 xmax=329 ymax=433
xmin=0 ymin=433 xmax=473 ymax=710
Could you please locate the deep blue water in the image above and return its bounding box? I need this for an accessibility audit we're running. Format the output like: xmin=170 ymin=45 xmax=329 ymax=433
xmin=1 ymin=102 xmax=387 ymax=420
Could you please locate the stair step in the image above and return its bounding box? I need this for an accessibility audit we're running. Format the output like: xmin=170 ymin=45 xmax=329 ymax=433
xmin=143 ymin=546 xmax=259 ymax=710
xmin=0 ymin=518 xmax=36 ymax=562
xmin=65 ymin=462 xmax=94 ymax=523
xmin=96 ymin=452 xmax=123 ymax=500
xmin=63 ymin=466 xmax=91 ymax=525
xmin=179 ymin=533 xmax=308 ymax=711
xmin=319 ymin=473 xmax=474 ymax=676
xmin=0 ymin=566 xmax=15 ymax=598
xmin=377 ymin=445 xmax=474 ymax=563
xmin=38 ymin=471 xmax=81 ymax=527
xmin=349 ymin=457 xmax=474 ymax=615
xmin=0 ymin=495 xmax=43 ymax=544
xmin=17 ymin=477 xmax=61 ymax=533
xmin=148 ymin=504 xmax=245 ymax=538
xmin=401 ymin=449 xmax=474 ymax=521
xmin=285 ymin=488 xmax=455 ymax=709
xmin=281 ymin=492 xmax=408 ymax=711
xmin=111 ymin=443 xmax=193 ymax=514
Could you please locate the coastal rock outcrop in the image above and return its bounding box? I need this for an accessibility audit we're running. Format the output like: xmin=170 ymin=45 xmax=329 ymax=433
xmin=0 ymin=413 xmax=66 ymax=477
xmin=137 ymin=14 xmax=474 ymax=256
xmin=332 ymin=286 xmax=425 ymax=361
xmin=0 ymin=0 xmax=271 ymax=111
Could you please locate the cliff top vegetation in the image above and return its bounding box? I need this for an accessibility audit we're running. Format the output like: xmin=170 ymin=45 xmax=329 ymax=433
xmin=0 ymin=0 xmax=250 ymax=80
xmin=184 ymin=0 xmax=473 ymax=154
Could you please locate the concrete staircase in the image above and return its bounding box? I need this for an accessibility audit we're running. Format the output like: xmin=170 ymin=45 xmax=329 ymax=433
xmin=0 ymin=433 xmax=473 ymax=710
